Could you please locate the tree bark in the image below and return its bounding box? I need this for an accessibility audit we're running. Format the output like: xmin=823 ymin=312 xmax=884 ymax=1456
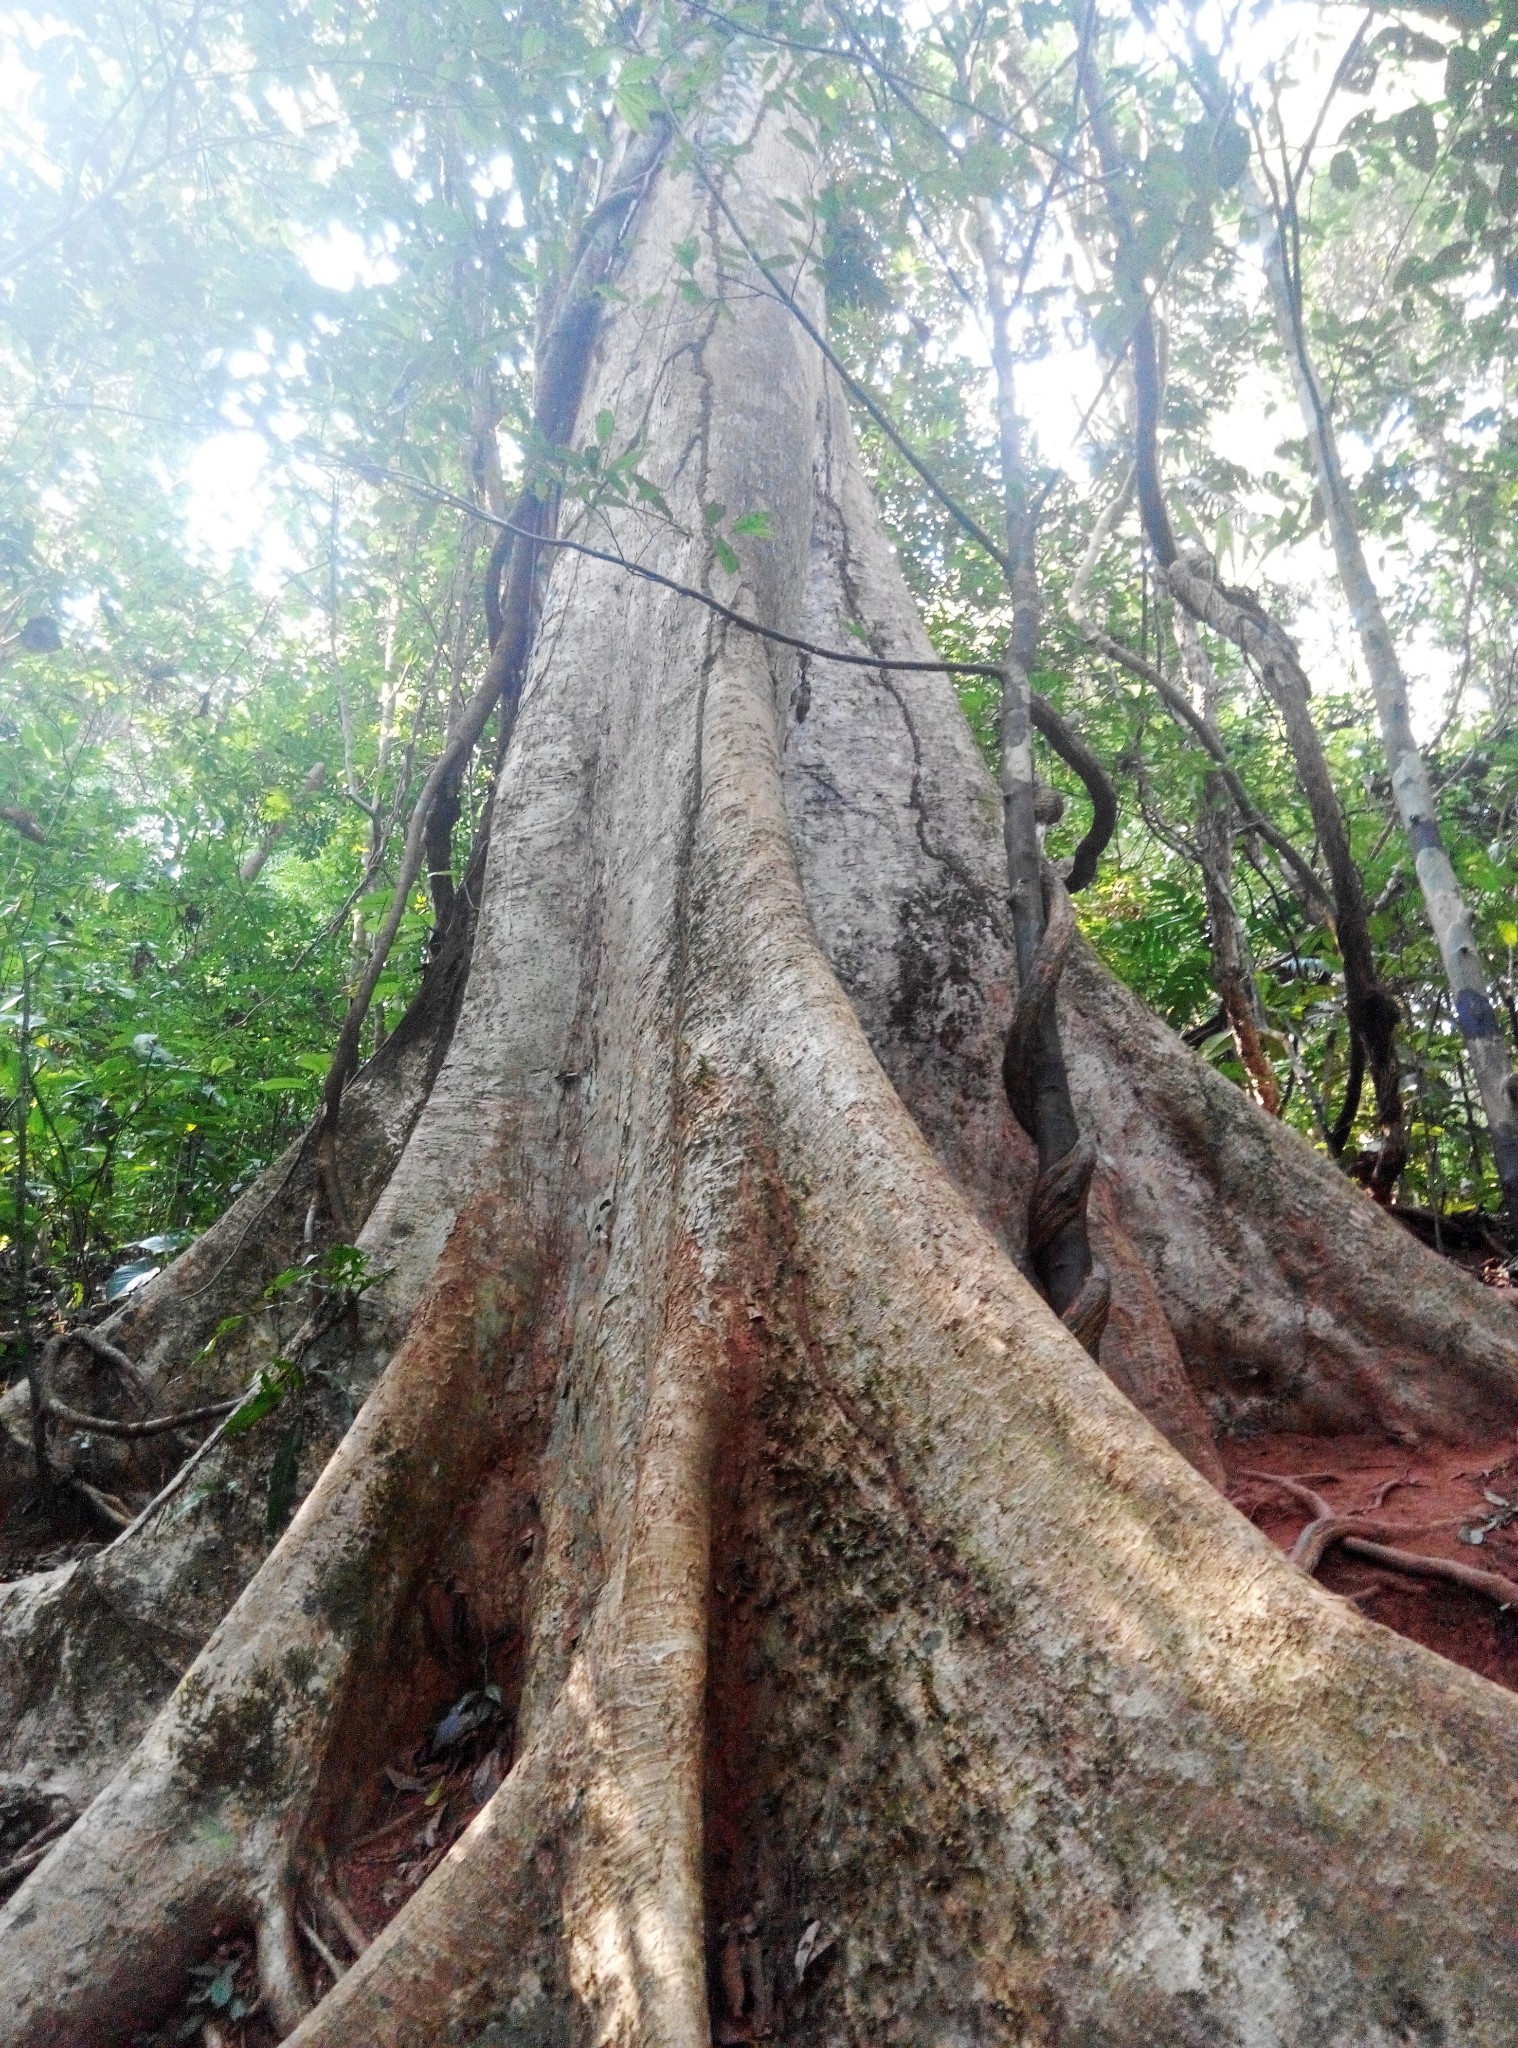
xmin=4 ymin=83 xmax=1518 ymax=2048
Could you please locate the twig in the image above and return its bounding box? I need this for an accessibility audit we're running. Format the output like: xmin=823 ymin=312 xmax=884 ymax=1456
xmin=100 ymin=1411 xmax=235 ymax=1552
xmin=0 ymin=1810 xmax=74 ymax=1890
xmin=69 ymin=1479 xmax=133 ymax=1529
xmin=298 ymin=1912 xmax=347 ymax=1983
xmin=346 ymin=1801 xmax=430 ymax=1857
xmin=314 ymin=1877 xmax=370 ymax=1957
xmin=1366 ymin=1472 xmax=1418 ymax=1511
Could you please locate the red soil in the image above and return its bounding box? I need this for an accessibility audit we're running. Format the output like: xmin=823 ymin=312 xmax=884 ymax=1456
xmin=1223 ymin=1431 xmax=1518 ymax=1691
xmin=335 ymin=1737 xmax=504 ymax=1943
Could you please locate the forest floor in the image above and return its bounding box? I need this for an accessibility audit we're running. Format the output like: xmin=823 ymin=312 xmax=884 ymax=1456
xmin=120 ymin=1692 xmax=511 ymax=2045
xmin=1225 ymin=1430 xmax=1518 ymax=1689
xmin=116 ymin=1419 xmax=1518 ymax=2046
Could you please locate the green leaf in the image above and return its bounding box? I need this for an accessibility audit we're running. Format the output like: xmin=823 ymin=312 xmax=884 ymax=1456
xmin=703 ymin=502 xmax=727 ymax=526
xmin=318 ymin=1241 xmax=385 ymax=1293
xmin=224 ymin=1358 xmax=304 ymax=1439
xmin=712 ymin=535 xmax=739 ymax=574
xmin=1446 ymin=45 xmax=1481 ymax=99
xmin=197 ymin=1313 xmax=246 ymax=1362
xmin=1394 ymin=103 xmax=1440 ymax=174
xmin=613 ymin=77 xmax=663 ymax=132
xmin=731 ymin=510 xmax=772 ymax=537
xmin=1422 ymin=240 xmax=1472 ymax=282
xmin=263 ymin=1258 xmax=315 ymax=1298
xmin=595 ymin=409 xmax=615 ymax=445
xmin=959 ymin=139 xmax=1006 ymax=198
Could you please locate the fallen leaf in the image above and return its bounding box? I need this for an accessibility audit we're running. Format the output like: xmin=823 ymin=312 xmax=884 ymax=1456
xmin=794 ymin=1919 xmax=836 ymax=1982
xmin=470 ymin=1746 xmax=503 ymax=1805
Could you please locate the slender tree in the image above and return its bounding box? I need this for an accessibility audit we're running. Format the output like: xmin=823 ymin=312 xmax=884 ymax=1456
xmin=1187 ymin=37 xmax=1518 ymax=1233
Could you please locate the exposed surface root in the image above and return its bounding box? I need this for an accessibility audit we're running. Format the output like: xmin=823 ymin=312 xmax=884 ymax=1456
xmin=1230 ymin=1433 xmax=1518 ymax=1684
xmin=0 ymin=1806 xmax=73 ymax=1897
xmin=0 ymin=1192 xmax=549 ymax=2045
xmin=1246 ymin=1458 xmax=1518 ymax=1609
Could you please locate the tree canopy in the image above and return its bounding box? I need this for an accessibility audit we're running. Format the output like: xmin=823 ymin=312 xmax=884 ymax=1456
xmin=4 ymin=0 xmax=1518 ymax=1317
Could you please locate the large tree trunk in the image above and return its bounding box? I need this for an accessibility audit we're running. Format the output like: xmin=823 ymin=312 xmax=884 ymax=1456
xmin=4 ymin=91 xmax=1518 ymax=2046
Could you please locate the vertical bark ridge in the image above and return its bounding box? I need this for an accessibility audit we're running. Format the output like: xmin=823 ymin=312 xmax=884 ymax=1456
xmin=784 ymin=378 xmax=1220 ymax=1477
xmin=786 ymin=380 xmax=1518 ymax=1442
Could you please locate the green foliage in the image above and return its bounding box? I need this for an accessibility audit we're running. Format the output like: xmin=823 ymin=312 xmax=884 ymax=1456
xmin=4 ymin=0 xmax=1518 ymax=1344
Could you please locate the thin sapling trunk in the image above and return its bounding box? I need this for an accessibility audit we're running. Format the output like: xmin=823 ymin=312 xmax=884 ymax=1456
xmin=1227 ymin=77 xmax=1518 ymax=1232
xmin=1079 ymin=24 xmax=1405 ymax=1191
xmin=1174 ymin=609 xmax=1281 ymax=1113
